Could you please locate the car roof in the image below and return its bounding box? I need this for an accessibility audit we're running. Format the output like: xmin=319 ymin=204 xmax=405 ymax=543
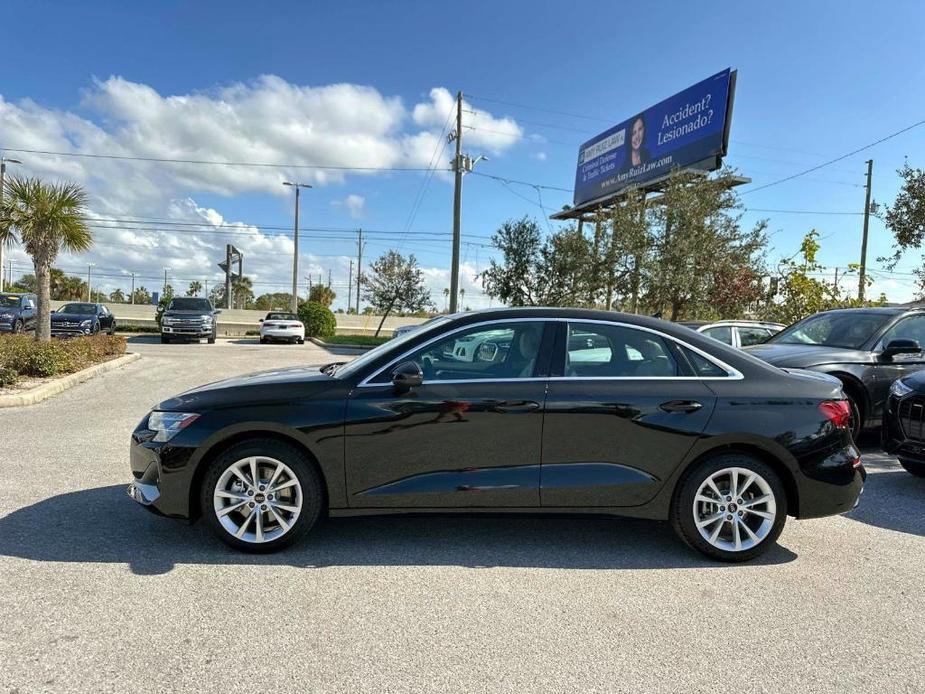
xmin=819 ymin=306 xmax=910 ymax=316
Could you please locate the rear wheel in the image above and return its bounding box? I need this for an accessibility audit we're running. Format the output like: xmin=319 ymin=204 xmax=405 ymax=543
xmin=259 ymin=336 xmax=268 ymax=344
xmin=900 ymin=459 xmax=925 ymax=478
xmin=201 ymin=438 xmax=324 ymax=552
xmin=672 ymin=454 xmax=787 ymax=562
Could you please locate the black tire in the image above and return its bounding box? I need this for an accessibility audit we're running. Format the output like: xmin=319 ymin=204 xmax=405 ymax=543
xmin=200 ymin=438 xmax=324 ymax=553
xmin=109 ymin=321 xmax=116 ymax=335
xmin=11 ymin=320 xmax=22 ymax=334
xmin=671 ymin=453 xmax=788 ymax=563
xmin=298 ymin=338 xmax=305 ymax=344
xmin=260 ymin=336 xmax=267 ymax=344
xmin=845 ymin=392 xmax=863 ymax=441
xmin=207 ymin=334 xmax=216 ymax=344
xmin=160 ymin=335 xmax=170 ymax=344
xmin=900 ymin=459 xmax=925 ymax=478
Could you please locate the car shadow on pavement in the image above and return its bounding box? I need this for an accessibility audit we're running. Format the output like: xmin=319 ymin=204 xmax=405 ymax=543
xmin=845 ymin=451 xmax=925 ymax=537
xmin=0 ymin=485 xmax=799 ymax=575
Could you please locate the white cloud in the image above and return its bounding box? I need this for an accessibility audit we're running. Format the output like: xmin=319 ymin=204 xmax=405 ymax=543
xmin=332 ymin=194 xmax=365 ymax=219
xmin=532 ymin=151 xmax=547 ymax=161
xmin=0 ymin=76 xmax=523 ymax=300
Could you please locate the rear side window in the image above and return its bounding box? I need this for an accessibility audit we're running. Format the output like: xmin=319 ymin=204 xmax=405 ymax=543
xmin=702 ymin=326 xmax=733 ymax=345
xmin=680 ymin=347 xmax=729 ymax=377
xmin=738 ymin=327 xmax=772 ymax=347
xmin=564 ymin=323 xmax=679 ymax=378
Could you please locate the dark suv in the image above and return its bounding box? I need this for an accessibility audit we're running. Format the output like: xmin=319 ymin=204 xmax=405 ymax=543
xmin=160 ymin=297 xmax=220 ymax=344
xmin=747 ymin=307 xmax=925 ymax=437
xmin=0 ymin=292 xmax=37 ymax=334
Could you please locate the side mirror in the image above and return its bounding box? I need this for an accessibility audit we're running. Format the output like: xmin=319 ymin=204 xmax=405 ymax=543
xmin=391 ymin=361 xmax=423 ymax=392
xmin=258 ymin=318 xmax=264 ymax=323
xmin=883 ymin=338 xmax=921 ymax=360
xmin=213 ymin=309 xmax=222 ymax=315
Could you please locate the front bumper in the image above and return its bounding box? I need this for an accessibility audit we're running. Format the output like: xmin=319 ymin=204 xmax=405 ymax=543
xmin=0 ymin=321 xmax=16 ymax=332
xmin=882 ymin=392 xmax=925 ymax=464
xmin=162 ymin=323 xmax=213 ymax=337
xmin=128 ymin=422 xmax=200 ymax=518
xmin=51 ymin=325 xmax=93 ymax=337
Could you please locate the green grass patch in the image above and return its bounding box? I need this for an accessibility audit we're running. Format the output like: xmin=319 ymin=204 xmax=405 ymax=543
xmin=320 ymin=334 xmax=391 ymax=346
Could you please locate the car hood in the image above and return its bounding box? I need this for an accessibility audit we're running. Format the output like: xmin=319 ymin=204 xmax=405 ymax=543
xmin=155 ymin=365 xmax=336 ymax=411
xmin=745 ymin=343 xmax=873 ymax=368
xmin=51 ymin=312 xmax=95 ymax=321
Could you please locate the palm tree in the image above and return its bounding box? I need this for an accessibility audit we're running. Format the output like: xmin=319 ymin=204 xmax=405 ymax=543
xmin=109 ymin=288 xmax=126 ymax=303
xmin=187 ymin=280 xmax=202 ymax=297
xmin=0 ymin=177 xmax=92 ymax=341
xmin=443 ymin=287 xmax=449 ymax=312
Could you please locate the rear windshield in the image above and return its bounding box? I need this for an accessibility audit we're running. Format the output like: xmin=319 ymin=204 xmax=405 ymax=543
xmin=266 ymin=313 xmax=298 ymax=321
xmin=0 ymin=295 xmax=22 ymax=308
xmin=168 ymin=298 xmax=213 ymax=311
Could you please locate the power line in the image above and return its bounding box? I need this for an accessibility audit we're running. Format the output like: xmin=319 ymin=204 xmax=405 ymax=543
xmin=741 ymin=116 xmax=925 ymax=195
xmin=466 ymin=94 xmax=610 ymax=124
xmin=0 ymin=147 xmax=446 ymax=172
xmin=469 ymin=170 xmax=572 ymax=193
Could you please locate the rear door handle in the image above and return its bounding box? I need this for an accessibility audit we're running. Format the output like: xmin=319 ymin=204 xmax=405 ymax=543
xmin=494 ymin=401 xmax=541 ymax=414
xmin=659 ymin=400 xmax=703 ymax=413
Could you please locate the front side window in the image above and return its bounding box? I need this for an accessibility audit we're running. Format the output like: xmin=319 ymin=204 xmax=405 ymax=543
xmin=370 ymin=321 xmax=546 ymax=384
xmin=564 ymin=323 xmax=679 ymax=378
xmin=879 ymin=315 xmax=925 ymax=351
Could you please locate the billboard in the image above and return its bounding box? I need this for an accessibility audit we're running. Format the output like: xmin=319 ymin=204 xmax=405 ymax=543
xmin=573 ymin=69 xmax=734 ymax=207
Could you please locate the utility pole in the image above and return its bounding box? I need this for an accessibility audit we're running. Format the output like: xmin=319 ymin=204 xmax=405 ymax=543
xmin=449 ymin=91 xmax=464 ymax=314
xmin=356 ymin=228 xmax=364 ymax=314
xmin=283 ymin=181 xmax=312 ymax=314
xmin=327 ymin=268 xmax=332 ymax=288
xmin=86 ymin=263 xmax=94 ymax=302
xmin=131 ymin=272 xmax=135 ymax=304
xmin=204 ymin=279 xmax=208 ymax=299
xmin=834 ymin=267 xmax=840 ymax=293
xmin=347 ymin=259 xmax=354 ymax=311
xmin=0 ymin=157 xmax=23 ymax=291
xmin=858 ymin=159 xmax=874 ymax=301
xmin=163 ymin=267 xmax=169 ymax=296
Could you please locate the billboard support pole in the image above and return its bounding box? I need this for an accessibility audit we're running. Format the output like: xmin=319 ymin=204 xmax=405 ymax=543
xmin=631 ymin=191 xmax=647 ymax=314
xmin=858 ymin=159 xmax=873 ymax=301
xmin=449 ymin=91 xmax=463 ymax=314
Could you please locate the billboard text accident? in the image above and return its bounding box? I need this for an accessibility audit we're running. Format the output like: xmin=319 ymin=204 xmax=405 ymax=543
xmin=573 ymin=69 xmax=735 ymax=207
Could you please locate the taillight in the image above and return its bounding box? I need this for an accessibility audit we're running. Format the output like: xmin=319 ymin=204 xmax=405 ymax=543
xmin=819 ymin=400 xmax=852 ymax=429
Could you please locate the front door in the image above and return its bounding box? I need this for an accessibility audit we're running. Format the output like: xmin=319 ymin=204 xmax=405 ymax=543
xmin=541 ymin=321 xmax=717 ymax=508
xmin=344 ymin=320 xmax=553 ymax=508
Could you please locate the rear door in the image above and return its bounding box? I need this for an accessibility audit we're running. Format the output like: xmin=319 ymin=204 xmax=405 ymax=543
xmin=541 ymin=321 xmax=717 ymax=508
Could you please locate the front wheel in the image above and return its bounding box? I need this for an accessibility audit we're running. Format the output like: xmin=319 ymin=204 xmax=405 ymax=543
xmin=900 ymin=459 xmax=925 ymax=478
xmin=11 ymin=320 xmax=22 ymax=334
xmin=672 ymin=454 xmax=787 ymax=562
xmin=201 ymin=438 xmax=324 ymax=552
xmin=160 ymin=335 xmax=170 ymax=344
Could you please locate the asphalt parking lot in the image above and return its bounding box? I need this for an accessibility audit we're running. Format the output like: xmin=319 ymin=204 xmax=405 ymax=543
xmin=1 ymin=337 xmax=923 ymax=693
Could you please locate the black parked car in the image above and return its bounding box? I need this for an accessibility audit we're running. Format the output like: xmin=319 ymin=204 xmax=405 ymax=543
xmin=747 ymin=307 xmax=925 ymax=438
xmin=0 ymin=292 xmax=37 ymax=334
xmin=128 ymin=308 xmax=864 ymax=562
xmin=51 ymin=302 xmax=116 ymax=337
xmin=160 ymin=297 xmax=219 ymax=344
xmin=881 ymin=372 xmax=925 ymax=478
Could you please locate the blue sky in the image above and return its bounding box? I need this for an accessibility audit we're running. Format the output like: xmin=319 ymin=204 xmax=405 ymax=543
xmin=1 ymin=0 xmax=924 ymax=307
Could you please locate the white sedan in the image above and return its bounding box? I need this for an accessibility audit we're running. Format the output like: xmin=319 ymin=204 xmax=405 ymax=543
xmin=259 ymin=312 xmax=305 ymax=344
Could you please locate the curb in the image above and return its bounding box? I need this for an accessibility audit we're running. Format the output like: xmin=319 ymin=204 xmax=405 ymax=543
xmin=308 ymin=337 xmax=378 ymax=351
xmin=0 ymin=352 xmax=142 ymax=408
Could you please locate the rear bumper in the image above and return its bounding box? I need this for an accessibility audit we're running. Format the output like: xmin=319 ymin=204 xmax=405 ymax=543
xmin=793 ymin=442 xmax=866 ymax=518
xmin=261 ymin=328 xmax=304 ymax=340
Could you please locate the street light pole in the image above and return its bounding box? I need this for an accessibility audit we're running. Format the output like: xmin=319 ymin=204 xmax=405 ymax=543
xmin=86 ymin=263 xmax=94 ymax=302
xmin=0 ymin=157 xmax=23 ymax=291
xmin=163 ymin=267 xmax=170 ymax=298
xmin=283 ymin=182 xmax=312 ymax=314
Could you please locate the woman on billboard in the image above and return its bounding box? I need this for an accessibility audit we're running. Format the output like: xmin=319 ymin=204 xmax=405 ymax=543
xmin=621 ymin=114 xmax=650 ymax=172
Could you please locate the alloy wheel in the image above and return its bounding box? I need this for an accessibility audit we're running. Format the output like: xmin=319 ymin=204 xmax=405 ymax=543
xmin=692 ymin=466 xmax=776 ymax=552
xmin=213 ymin=456 xmax=303 ymax=543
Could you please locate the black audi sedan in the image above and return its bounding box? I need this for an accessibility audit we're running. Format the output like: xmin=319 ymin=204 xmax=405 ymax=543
xmin=128 ymin=308 xmax=864 ymax=562
xmin=747 ymin=307 xmax=925 ymax=438
xmin=881 ymin=372 xmax=925 ymax=478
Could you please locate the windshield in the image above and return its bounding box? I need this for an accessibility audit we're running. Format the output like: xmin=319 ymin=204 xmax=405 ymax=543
xmin=0 ymin=295 xmax=22 ymax=309
xmin=266 ymin=313 xmax=298 ymax=321
xmin=168 ymin=298 xmax=212 ymax=311
xmin=770 ymin=312 xmax=891 ymax=349
xmin=333 ymin=317 xmax=453 ymax=379
xmin=58 ymin=303 xmax=96 ymax=314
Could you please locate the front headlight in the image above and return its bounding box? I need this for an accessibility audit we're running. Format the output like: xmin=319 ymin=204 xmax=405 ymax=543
xmin=890 ymin=379 xmax=914 ymax=398
xmin=147 ymin=411 xmax=200 ymax=442
xmin=80 ymin=319 xmax=92 ymax=327
xmin=201 ymin=315 xmax=213 ymax=323
xmin=161 ymin=317 xmax=174 ymax=325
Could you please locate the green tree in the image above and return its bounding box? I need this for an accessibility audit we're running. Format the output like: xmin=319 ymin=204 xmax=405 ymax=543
xmin=231 ymin=276 xmax=253 ymax=309
xmin=187 ymin=280 xmax=203 ymax=297
xmin=882 ymin=163 xmax=925 ymax=296
xmin=362 ymin=250 xmax=434 ymax=336
xmin=645 ymin=169 xmax=768 ymax=320
xmin=0 ymin=177 xmax=92 ymax=341
xmin=297 ymin=301 xmax=336 ymax=338
xmin=308 ymin=284 xmax=336 ymax=307
xmin=536 ymin=224 xmax=594 ymax=307
xmin=253 ymin=292 xmax=296 ymax=311
xmin=480 ymin=216 xmax=543 ymax=306
xmin=131 ymin=286 xmax=151 ymax=305
xmin=109 ymin=288 xmax=126 ymax=303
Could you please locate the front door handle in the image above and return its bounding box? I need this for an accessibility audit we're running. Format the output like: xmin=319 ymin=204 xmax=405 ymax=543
xmin=493 ymin=401 xmax=540 ymax=414
xmin=659 ymin=400 xmax=703 ymax=413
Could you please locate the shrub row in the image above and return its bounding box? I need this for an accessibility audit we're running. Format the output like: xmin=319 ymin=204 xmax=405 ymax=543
xmin=0 ymin=334 xmax=127 ymax=387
